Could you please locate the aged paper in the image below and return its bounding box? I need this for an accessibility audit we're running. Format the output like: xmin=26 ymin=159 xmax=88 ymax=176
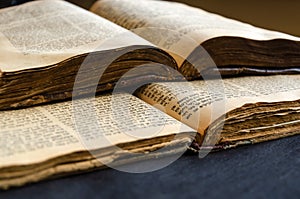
xmin=0 ymin=0 xmax=152 ymax=72
xmin=92 ymin=0 xmax=300 ymax=65
xmin=0 ymin=93 xmax=194 ymax=168
xmin=136 ymin=75 xmax=300 ymax=137
xmin=92 ymin=0 xmax=300 ymax=43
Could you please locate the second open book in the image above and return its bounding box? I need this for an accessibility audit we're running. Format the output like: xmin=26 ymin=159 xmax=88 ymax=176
xmin=1 ymin=74 xmax=300 ymax=189
xmin=0 ymin=0 xmax=300 ymax=189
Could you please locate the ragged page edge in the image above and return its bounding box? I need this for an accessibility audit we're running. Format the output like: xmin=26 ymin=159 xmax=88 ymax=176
xmin=0 ymin=136 xmax=192 ymax=190
xmin=136 ymin=75 xmax=300 ymax=145
xmin=0 ymin=93 xmax=195 ymax=169
xmin=91 ymin=0 xmax=300 ymax=68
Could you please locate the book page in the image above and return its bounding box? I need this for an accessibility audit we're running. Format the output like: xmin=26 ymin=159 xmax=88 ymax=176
xmin=136 ymin=75 xmax=300 ymax=139
xmin=0 ymin=93 xmax=194 ymax=168
xmin=0 ymin=0 xmax=152 ymax=72
xmin=91 ymin=0 xmax=300 ymax=65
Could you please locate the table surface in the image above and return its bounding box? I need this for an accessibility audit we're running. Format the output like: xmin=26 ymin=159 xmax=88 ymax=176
xmin=1 ymin=135 xmax=299 ymax=199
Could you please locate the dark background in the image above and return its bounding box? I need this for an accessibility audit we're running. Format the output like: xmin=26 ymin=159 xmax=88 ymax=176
xmin=67 ymin=0 xmax=300 ymax=37
xmin=173 ymin=0 xmax=300 ymax=37
xmin=0 ymin=0 xmax=299 ymax=198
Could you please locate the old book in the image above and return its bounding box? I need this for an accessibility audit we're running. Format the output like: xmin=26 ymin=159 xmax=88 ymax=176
xmin=0 ymin=0 xmax=300 ymax=110
xmin=0 ymin=0 xmax=177 ymax=110
xmin=0 ymin=0 xmax=300 ymax=189
xmin=136 ymin=75 xmax=300 ymax=149
xmin=0 ymin=93 xmax=196 ymax=189
xmin=92 ymin=0 xmax=300 ymax=78
xmin=1 ymin=74 xmax=299 ymax=189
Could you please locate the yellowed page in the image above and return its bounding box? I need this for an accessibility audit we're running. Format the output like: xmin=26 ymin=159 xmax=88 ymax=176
xmin=136 ymin=75 xmax=300 ymax=138
xmin=0 ymin=0 xmax=152 ymax=72
xmin=0 ymin=93 xmax=194 ymax=168
xmin=91 ymin=0 xmax=300 ymax=65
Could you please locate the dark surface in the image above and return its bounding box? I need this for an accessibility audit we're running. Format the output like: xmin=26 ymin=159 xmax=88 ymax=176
xmin=0 ymin=0 xmax=32 ymax=8
xmin=1 ymin=135 xmax=299 ymax=199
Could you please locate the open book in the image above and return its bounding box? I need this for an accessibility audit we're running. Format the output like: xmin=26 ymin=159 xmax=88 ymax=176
xmin=1 ymin=74 xmax=300 ymax=189
xmin=0 ymin=0 xmax=300 ymax=109
xmin=0 ymin=0 xmax=300 ymax=189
